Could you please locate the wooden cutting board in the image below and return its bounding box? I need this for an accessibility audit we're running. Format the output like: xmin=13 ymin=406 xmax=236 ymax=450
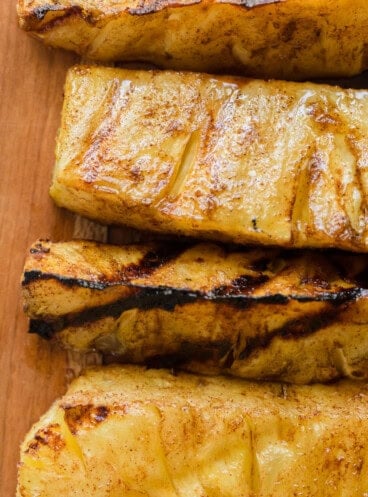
xmin=0 ymin=3 xmax=79 ymax=495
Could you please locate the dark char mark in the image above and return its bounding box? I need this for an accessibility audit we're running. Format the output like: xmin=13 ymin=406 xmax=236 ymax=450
xmin=28 ymin=272 xmax=270 ymax=339
xmin=24 ymin=271 xmax=110 ymax=291
xmin=29 ymin=283 xmax=363 ymax=340
xmin=33 ymin=6 xmax=90 ymax=33
xmin=239 ymin=0 xmax=282 ymax=9
xmin=31 ymin=0 xmax=281 ymax=28
xmin=212 ymin=274 xmax=269 ymax=296
xmin=63 ymin=405 xmax=110 ymax=435
xmin=111 ymin=0 xmax=281 ymax=16
xmin=23 ymin=243 xmax=189 ymax=289
xmin=29 ymin=287 xmax=202 ymax=339
xmin=239 ymin=305 xmax=346 ymax=360
xmin=33 ymin=5 xmax=64 ymax=20
xmin=145 ymin=340 xmax=232 ymax=369
xmin=30 ymin=320 xmax=59 ymax=339
xmin=30 ymin=241 xmax=50 ymax=255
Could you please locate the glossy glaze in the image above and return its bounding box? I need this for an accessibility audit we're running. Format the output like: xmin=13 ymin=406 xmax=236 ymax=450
xmin=52 ymin=66 xmax=368 ymax=251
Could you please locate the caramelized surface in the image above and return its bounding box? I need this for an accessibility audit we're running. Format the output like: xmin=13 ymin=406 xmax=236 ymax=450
xmin=23 ymin=240 xmax=368 ymax=383
xmin=17 ymin=0 xmax=368 ymax=80
xmin=18 ymin=366 xmax=368 ymax=497
xmin=52 ymin=66 xmax=368 ymax=252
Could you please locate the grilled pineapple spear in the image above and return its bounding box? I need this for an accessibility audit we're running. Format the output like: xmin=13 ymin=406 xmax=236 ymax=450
xmin=17 ymin=365 xmax=368 ymax=497
xmin=22 ymin=240 xmax=368 ymax=384
xmin=51 ymin=66 xmax=368 ymax=252
xmin=17 ymin=0 xmax=368 ymax=80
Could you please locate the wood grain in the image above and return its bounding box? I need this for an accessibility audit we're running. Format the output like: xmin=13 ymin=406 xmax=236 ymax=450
xmin=0 ymin=3 xmax=78 ymax=495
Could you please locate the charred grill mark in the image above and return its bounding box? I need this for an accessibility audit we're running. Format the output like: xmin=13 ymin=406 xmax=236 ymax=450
xmin=29 ymin=284 xmax=364 ymax=340
xmin=29 ymin=241 xmax=50 ymax=255
xmin=23 ymin=270 xmax=111 ymax=290
xmin=27 ymin=0 xmax=282 ymax=32
xmin=29 ymin=287 xmax=201 ymax=339
xmin=25 ymin=425 xmax=65 ymax=454
xmin=25 ymin=242 xmax=368 ymax=339
xmin=239 ymin=0 xmax=282 ymax=7
xmin=251 ymin=218 xmax=259 ymax=231
xmin=30 ymin=6 xmax=84 ymax=32
xmin=29 ymin=319 xmax=63 ymax=339
xmin=72 ymin=78 xmax=122 ymax=180
xmin=63 ymin=405 xmax=110 ymax=435
xmin=43 ymin=0 xmax=279 ymax=19
xmin=119 ymin=247 xmax=186 ymax=279
xmin=32 ymin=5 xmax=64 ymax=20
xmin=94 ymin=406 xmax=109 ymax=422
xmin=127 ymin=0 xmax=201 ymax=15
xmin=212 ymin=274 xmax=269 ymax=296
xmin=238 ymin=305 xmax=346 ymax=360
xmin=30 ymin=1 xmax=200 ymax=32
xmin=145 ymin=340 xmax=232 ymax=369
xmin=293 ymin=288 xmax=363 ymax=303
xmin=80 ymin=81 xmax=134 ymax=183
xmin=23 ymin=243 xmax=189 ymax=289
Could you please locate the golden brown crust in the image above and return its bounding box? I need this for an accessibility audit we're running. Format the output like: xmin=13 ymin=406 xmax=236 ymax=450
xmin=51 ymin=66 xmax=368 ymax=252
xmin=17 ymin=1 xmax=368 ymax=79
xmin=17 ymin=366 xmax=368 ymax=497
